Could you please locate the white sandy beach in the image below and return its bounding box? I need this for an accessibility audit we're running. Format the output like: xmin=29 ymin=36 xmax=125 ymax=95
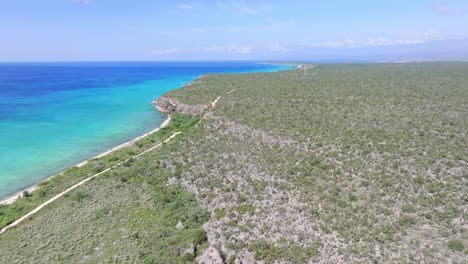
xmin=0 ymin=115 xmax=171 ymax=206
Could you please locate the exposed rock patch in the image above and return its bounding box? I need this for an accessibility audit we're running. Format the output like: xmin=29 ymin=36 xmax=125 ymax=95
xmin=152 ymin=96 xmax=209 ymax=116
xmin=196 ymin=246 xmax=223 ymax=264
xmin=176 ymin=221 xmax=185 ymax=230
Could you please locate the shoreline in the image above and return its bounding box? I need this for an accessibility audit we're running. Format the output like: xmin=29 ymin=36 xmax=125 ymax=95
xmin=0 ymin=62 xmax=298 ymax=206
xmin=75 ymin=115 xmax=171 ymax=168
xmin=0 ymin=115 xmax=171 ymax=206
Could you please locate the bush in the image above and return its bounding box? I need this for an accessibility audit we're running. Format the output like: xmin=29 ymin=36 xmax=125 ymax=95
xmin=402 ymin=204 xmax=414 ymax=213
xmin=182 ymin=253 xmax=195 ymax=261
xmin=193 ymin=229 xmax=208 ymax=245
xmin=237 ymin=204 xmax=255 ymax=215
xmin=448 ymin=239 xmax=464 ymax=252
xmin=399 ymin=215 xmax=417 ymax=226
xmin=214 ymin=208 xmax=226 ymax=220
xmin=71 ymin=191 xmax=89 ymax=202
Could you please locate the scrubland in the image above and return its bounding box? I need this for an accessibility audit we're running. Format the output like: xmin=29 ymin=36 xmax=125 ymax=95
xmin=1 ymin=63 xmax=467 ymax=263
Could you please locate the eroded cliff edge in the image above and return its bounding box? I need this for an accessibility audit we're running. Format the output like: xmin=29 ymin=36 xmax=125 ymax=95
xmin=152 ymin=96 xmax=209 ymax=116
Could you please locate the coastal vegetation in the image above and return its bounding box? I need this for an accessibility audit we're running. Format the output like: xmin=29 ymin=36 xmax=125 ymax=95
xmin=160 ymin=62 xmax=468 ymax=263
xmin=1 ymin=62 xmax=467 ymax=263
xmin=0 ymin=115 xmax=209 ymax=263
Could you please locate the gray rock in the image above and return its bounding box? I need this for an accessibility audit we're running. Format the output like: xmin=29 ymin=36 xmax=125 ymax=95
xmin=176 ymin=221 xmax=185 ymax=230
xmin=185 ymin=243 xmax=195 ymax=255
xmin=196 ymin=246 xmax=224 ymax=264
xmin=152 ymin=96 xmax=209 ymax=116
xmin=171 ymin=246 xmax=184 ymax=256
xmin=168 ymin=176 xmax=177 ymax=185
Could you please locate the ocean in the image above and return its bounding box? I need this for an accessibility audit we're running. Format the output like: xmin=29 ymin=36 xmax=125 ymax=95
xmin=0 ymin=61 xmax=293 ymax=198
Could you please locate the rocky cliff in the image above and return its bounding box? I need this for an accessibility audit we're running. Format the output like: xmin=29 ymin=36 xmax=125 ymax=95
xmin=152 ymin=96 xmax=209 ymax=116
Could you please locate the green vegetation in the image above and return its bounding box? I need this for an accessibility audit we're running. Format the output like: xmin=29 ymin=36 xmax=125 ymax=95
xmin=0 ymin=115 xmax=209 ymax=263
xmin=0 ymin=115 xmax=198 ymax=230
xmin=1 ymin=63 xmax=467 ymax=263
xmin=448 ymin=239 xmax=465 ymax=252
xmin=249 ymin=239 xmax=319 ymax=263
xmin=162 ymin=62 xmax=467 ymax=263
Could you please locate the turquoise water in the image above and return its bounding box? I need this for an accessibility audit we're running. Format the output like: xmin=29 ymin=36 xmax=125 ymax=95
xmin=0 ymin=62 xmax=293 ymax=198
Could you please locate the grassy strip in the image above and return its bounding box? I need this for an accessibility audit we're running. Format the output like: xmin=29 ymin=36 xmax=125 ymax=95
xmin=0 ymin=114 xmax=210 ymax=263
xmin=2 ymin=63 xmax=466 ymax=262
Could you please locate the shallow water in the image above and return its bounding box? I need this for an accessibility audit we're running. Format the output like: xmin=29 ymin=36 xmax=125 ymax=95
xmin=0 ymin=62 xmax=293 ymax=198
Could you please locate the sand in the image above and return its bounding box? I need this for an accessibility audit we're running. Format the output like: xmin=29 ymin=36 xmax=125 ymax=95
xmin=0 ymin=115 xmax=171 ymax=206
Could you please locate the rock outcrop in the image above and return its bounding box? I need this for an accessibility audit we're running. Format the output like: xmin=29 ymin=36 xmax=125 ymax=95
xmin=176 ymin=221 xmax=185 ymax=230
xmin=152 ymin=97 xmax=209 ymax=116
xmin=196 ymin=247 xmax=223 ymax=264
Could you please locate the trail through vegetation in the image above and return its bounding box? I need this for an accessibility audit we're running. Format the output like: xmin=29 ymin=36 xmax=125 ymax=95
xmin=1 ymin=63 xmax=466 ymax=263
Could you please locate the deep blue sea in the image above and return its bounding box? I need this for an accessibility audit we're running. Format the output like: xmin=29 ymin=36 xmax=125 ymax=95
xmin=0 ymin=62 xmax=293 ymax=198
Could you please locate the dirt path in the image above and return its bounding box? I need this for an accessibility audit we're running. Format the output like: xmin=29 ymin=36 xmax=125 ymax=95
xmin=0 ymin=117 xmax=173 ymax=207
xmin=0 ymin=131 xmax=181 ymax=236
xmin=210 ymin=96 xmax=221 ymax=108
xmin=76 ymin=117 xmax=173 ymax=168
xmin=0 ymin=95 xmax=225 ymax=236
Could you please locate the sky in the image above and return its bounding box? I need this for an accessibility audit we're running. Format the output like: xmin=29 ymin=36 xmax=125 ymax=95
xmin=1 ymin=0 xmax=467 ymax=61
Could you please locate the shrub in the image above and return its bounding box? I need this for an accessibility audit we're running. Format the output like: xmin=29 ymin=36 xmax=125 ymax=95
xmin=182 ymin=253 xmax=195 ymax=262
xmin=448 ymin=239 xmax=464 ymax=252
xmin=193 ymin=229 xmax=208 ymax=245
xmin=71 ymin=191 xmax=89 ymax=202
xmin=399 ymin=215 xmax=417 ymax=226
xmin=402 ymin=204 xmax=414 ymax=213
xmin=228 ymin=255 xmax=235 ymax=264
xmin=237 ymin=204 xmax=255 ymax=215
xmin=214 ymin=208 xmax=226 ymax=220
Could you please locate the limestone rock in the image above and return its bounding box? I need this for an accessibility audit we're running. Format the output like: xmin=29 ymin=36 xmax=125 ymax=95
xmin=185 ymin=243 xmax=195 ymax=255
xmin=196 ymin=246 xmax=223 ymax=264
xmin=176 ymin=221 xmax=185 ymax=230
xmin=152 ymin=96 xmax=209 ymax=116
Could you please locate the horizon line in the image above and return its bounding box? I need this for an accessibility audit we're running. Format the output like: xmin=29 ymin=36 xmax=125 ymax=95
xmin=1 ymin=59 xmax=468 ymax=64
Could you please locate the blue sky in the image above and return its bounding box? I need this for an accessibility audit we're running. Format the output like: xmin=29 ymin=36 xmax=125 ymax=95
xmin=1 ymin=0 xmax=467 ymax=61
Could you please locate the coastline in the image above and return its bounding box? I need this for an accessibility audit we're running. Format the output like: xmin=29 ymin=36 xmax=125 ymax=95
xmin=0 ymin=63 xmax=296 ymax=206
xmin=0 ymin=114 xmax=171 ymax=206
xmin=75 ymin=115 xmax=171 ymax=168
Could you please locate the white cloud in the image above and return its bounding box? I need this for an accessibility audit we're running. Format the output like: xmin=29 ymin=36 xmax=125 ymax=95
xmin=151 ymin=45 xmax=256 ymax=56
xmin=151 ymin=30 xmax=467 ymax=58
xmin=432 ymin=2 xmax=468 ymax=16
xmin=268 ymin=44 xmax=288 ymax=52
xmin=216 ymin=0 xmax=257 ymax=14
xmin=196 ymin=20 xmax=293 ymax=34
xmin=306 ymin=31 xmax=463 ymax=48
xmin=364 ymin=31 xmax=446 ymax=46
xmin=151 ymin=48 xmax=184 ymax=56
xmin=201 ymin=45 xmax=256 ymax=54
xmin=432 ymin=2 xmax=450 ymax=15
xmin=73 ymin=0 xmax=92 ymax=5
xmin=215 ymin=25 xmax=255 ymax=32
xmin=151 ymin=46 xmax=260 ymax=56
xmin=176 ymin=3 xmax=194 ymax=10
